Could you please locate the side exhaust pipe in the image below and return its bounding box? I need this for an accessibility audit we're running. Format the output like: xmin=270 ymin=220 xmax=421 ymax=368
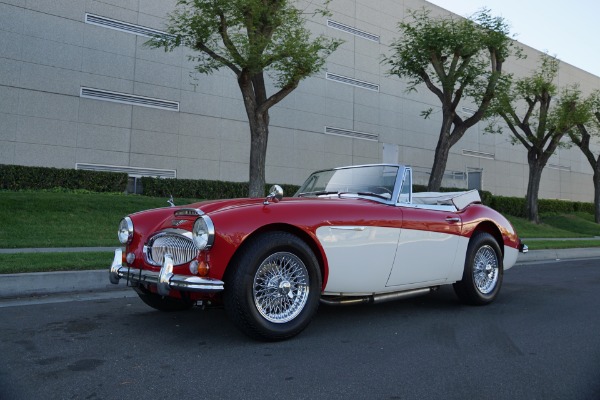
xmin=320 ymin=286 xmax=437 ymax=306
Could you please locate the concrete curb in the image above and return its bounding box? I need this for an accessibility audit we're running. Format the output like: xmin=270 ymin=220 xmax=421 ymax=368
xmin=0 ymin=270 xmax=125 ymax=299
xmin=1 ymin=248 xmax=600 ymax=300
xmin=516 ymin=248 xmax=600 ymax=263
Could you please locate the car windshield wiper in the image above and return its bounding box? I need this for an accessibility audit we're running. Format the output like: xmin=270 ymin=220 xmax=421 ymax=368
xmin=296 ymin=190 xmax=340 ymax=197
xmin=355 ymin=192 xmax=392 ymax=200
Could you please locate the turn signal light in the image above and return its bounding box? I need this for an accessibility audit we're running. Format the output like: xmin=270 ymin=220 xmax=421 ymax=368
xmin=189 ymin=260 xmax=210 ymax=276
xmin=198 ymin=261 xmax=210 ymax=277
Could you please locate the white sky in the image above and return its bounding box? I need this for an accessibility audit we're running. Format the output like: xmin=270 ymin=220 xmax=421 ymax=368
xmin=425 ymin=0 xmax=600 ymax=77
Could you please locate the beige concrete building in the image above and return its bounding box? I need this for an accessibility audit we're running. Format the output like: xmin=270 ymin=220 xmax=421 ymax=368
xmin=1 ymin=0 xmax=599 ymax=200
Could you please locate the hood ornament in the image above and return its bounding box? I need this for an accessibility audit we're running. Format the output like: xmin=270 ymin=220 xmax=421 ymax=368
xmin=167 ymin=195 xmax=175 ymax=207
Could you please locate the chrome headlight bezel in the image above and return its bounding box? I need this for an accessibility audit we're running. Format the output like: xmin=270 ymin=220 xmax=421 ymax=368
xmin=118 ymin=217 xmax=134 ymax=244
xmin=192 ymin=215 xmax=215 ymax=250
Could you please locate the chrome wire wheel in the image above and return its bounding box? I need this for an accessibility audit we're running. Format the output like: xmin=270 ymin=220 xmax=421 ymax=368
xmin=472 ymin=245 xmax=499 ymax=294
xmin=253 ymin=252 xmax=310 ymax=324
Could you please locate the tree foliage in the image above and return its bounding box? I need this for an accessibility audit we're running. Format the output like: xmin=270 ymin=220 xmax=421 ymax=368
xmin=384 ymin=8 xmax=519 ymax=191
xmin=570 ymin=90 xmax=600 ymax=223
xmin=151 ymin=0 xmax=340 ymax=197
xmin=487 ymin=54 xmax=591 ymax=223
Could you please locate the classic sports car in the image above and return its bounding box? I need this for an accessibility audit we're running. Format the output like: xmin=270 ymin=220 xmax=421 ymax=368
xmin=109 ymin=164 xmax=527 ymax=340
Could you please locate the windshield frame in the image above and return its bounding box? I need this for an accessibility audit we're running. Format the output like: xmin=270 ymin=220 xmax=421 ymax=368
xmin=294 ymin=164 xmax=408 ymax=205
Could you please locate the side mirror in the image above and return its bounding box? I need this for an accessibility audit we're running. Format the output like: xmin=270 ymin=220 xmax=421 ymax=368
xmin=264 ymin=185 xmax=284 ymax=205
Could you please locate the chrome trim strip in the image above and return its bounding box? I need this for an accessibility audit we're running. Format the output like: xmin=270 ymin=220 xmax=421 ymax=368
xmin=174 ymin=208 xmax=204 ymax=216
xmin=330 ymin=226 xmax=366 ymax=231
xmin=108 ymin=250 xmax=224 ymax=293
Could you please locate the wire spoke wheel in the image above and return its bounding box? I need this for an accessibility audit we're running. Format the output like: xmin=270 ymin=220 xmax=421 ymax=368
xmin=224 ymin=232 xmax=321 ymax=340
xmin=453 ymin=232 xmax=503 ymax=306
xmin=253 ymin=252 xmax=310 ymax=323
xmin=472 ymin=245 xmax=499 ymax=294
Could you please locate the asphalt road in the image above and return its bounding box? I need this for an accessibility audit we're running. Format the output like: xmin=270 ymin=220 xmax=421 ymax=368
xmin=1 ymin=259 xmax=599 ymax=400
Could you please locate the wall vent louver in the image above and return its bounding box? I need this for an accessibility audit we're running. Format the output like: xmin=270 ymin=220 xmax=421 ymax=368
xmin=324 ymin=126 xmax=379 ymax=141
xmin=85 ymin=13 xmax=173 ymax=38
xmin=548 ymin=163 xmax=571 ymax=171
xmin=327 ymin=20 xmax=380 ymax=42
xmin=76 ymin=163 xmax=176 ymax=178
xmin=326 ymin=73 xmax=379 ymax=91
xmin=80 ymin=87 xmax=179 ymax=111
xmin=461 ymin=107 xmax=477 ymax=115
xmin=462 ymin=149 xmax=495 ymax=159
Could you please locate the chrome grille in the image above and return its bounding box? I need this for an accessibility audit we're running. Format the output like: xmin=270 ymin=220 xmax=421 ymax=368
xmin=146 ymin=232 xmax=198 ymax=266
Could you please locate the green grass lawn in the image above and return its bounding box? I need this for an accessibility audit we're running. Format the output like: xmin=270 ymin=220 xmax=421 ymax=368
xmin=525 ymin=240 xmax=600 ymax=250
xmin=0 ymin=190 xmax=201 ymax=248
xmin=0 ymin=252 xmax=112 ymax=274
xmin=0 ymin=190 xmax=599 ymax=274
xmin=507 ymin=213 xmax=600 ymax=239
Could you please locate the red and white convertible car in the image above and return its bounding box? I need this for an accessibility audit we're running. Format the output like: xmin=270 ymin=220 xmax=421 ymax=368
xmin=110 ymin=164 xmax=527 ymax=340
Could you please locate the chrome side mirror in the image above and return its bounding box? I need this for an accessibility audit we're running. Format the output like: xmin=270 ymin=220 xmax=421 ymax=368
xmin=264 ymin=185 xmax=284 ymax=205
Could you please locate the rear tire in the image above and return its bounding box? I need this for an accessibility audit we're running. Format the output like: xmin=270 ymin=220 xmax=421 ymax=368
xmin=453 ymin=232 xmax=503 ymax=305
xmin=224 ymin=232 xmax=322 ymax=341
xmin=134 ymin=287 xmax=194 ymax=312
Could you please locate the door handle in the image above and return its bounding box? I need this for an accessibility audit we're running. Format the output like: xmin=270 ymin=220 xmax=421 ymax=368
xmin=445 ymin=217 xmax=461 ymax=223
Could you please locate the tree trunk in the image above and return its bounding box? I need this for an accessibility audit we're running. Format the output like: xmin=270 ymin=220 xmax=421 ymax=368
xmin=247 ymin=113 xmax=269 ymax=198
xmin=427 ymin=114 xmax=463 ymax=192
xmin=427 ymin=134 xmax=450 ymax=192
xmin=526 ymin=157 xmax=544 ymax=224
xmin=594 ymin=169 xmax=600 ymax=224
xmin=238 ymin=74 xmax=270 ymax=198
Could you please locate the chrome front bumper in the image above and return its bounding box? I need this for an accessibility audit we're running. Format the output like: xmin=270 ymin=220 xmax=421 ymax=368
xmin=519 ymin=240 xmax=528 ymax=253
xmin=109 ymin=249 xmax=224 ymax=296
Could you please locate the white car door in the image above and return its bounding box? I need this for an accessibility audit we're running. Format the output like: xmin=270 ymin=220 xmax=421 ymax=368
xmin=386 ymin=206 xmax=462 ymax=288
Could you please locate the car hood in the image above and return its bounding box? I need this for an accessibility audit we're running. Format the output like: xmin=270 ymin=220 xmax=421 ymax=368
xmin=128 ymin=197 xmax=297 ymax=235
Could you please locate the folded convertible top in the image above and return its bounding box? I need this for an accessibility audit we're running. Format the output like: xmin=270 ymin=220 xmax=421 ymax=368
xmin=411 ymin=190 xmax=482 ymax=211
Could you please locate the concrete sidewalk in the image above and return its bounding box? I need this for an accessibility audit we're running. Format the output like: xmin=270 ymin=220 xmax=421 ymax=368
xmin=1 ymin=247 xmax=600 ymax=300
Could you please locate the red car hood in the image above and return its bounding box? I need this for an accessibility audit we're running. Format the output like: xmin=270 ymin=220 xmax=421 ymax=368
xmin=129 ymin=197 xmax=305 ymax=235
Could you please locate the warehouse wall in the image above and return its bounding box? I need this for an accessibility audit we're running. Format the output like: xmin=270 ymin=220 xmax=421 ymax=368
xmin=1 ymin=0 xmax=599 ymax=200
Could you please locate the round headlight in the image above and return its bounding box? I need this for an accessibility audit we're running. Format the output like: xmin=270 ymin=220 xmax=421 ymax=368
xmin=118 ymin=217 xmax=134 ymax=244
xmin=192 ymin=215 xmax=215 ymax=250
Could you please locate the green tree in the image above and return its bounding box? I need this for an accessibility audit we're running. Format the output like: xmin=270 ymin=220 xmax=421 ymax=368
xmin=384 ymin=8 xmax=518 ymax=191
xmin=570 ymin=90 xmax=600 ymax=223
xmin=151 ymin=0 xmax=340 ymax=197
xmin=487 ymin=55 xmax=590 ymax=223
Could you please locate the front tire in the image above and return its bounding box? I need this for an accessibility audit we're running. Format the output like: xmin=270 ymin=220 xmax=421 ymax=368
xmin=453 ymin=232 xmax=503 ymax=305
xmin=224 ymin=232 xmax=322 ymax=341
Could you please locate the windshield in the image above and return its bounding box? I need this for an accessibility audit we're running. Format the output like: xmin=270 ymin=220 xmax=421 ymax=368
xmin=295 ymin=165 xmax=399 ymax=200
